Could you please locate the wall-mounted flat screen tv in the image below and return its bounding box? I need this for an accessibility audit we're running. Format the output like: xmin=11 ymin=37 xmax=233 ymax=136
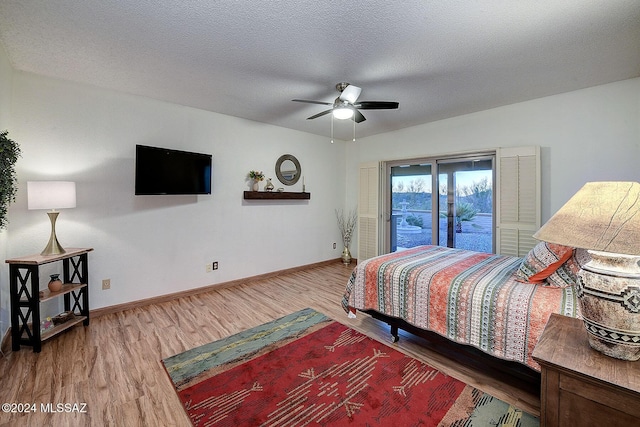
xmin=135 ymin=145 xmax=212 ymax=195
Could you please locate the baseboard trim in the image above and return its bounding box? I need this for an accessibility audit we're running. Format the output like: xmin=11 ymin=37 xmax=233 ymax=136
xmin=91 ymin=258 xmax=354 ymax=319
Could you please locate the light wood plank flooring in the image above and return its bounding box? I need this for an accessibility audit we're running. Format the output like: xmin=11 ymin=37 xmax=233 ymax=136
xmin=0 ymin=262 xmax=539 ymax=426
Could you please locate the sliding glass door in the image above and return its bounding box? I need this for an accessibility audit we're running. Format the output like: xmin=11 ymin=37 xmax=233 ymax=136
xmin=385 ymin=153 xmax=494 ymax=254
xmin=437 ymin=158 xmax=493 ymax=252
xmin=389 ymin=164 xmax=433 ymax=252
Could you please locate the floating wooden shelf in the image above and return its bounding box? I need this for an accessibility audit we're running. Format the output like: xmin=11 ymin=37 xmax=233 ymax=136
xmin=243 ymin=191 xmax=310 ymax=200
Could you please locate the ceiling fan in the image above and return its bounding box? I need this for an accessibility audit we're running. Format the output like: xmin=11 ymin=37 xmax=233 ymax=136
xmin=292 ymin=82 xmax=399 ymax=123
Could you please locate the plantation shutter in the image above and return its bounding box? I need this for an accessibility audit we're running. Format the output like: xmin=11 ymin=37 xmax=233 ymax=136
xmin=496 ymin=146 xmax=541 ymax=256
xmin=358 ymin=162 xmax=381 ymax=262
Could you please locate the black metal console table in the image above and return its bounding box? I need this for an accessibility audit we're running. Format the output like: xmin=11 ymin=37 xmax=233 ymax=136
xmin=6 ymin=247 xmax=92 ymax=352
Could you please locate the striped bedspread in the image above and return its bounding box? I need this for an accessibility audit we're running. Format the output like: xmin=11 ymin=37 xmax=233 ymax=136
xmin=342 ymin=245 xmax=578 ymax=371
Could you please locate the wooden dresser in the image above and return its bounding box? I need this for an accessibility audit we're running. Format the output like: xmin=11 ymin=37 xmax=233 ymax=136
xmin=532 ymin=314 xmax=640 ymax=426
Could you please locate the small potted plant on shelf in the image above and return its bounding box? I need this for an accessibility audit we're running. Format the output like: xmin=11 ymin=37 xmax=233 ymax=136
xmin=0 ymin=130 xmax=21 ymax=230
xmin=248 ymin=170 xmax=265 ymax=191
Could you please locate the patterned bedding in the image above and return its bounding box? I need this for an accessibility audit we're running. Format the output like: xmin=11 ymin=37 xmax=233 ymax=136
xmin=342 ymin=245 xmax=579 ymax=371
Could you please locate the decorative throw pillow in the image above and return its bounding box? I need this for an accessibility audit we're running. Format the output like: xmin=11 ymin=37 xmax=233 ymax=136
xmin=545 ymin=249 xmax=590 ymax=287
xmin=516 ymin=242 xmax=574 ymax=284
xmin=544 ymin=259 xmax=578 ymax=287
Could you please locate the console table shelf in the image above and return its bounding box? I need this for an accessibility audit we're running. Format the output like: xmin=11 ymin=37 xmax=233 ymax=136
xmin=243 ymin=191 xmax=310 ymax=200
xmin=40 ymin=314 xmax=87 ymax=341
xmin=6 ymin=247 xmax=93 ymax=352
xmin=37 ymin=283 xmax=87 ymax=303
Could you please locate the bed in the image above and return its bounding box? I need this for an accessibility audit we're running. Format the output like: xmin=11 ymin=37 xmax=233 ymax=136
xmin=342 ymin=244 xmax=582 ymax=377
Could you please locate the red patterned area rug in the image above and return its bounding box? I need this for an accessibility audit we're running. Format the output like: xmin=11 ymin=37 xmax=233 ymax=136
xmin=162 ymin=308 xmax=538 ymax=426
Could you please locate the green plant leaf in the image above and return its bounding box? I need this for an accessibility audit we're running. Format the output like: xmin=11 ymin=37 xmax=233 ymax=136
xmin=0 ymin=130 xmax=21 ymax=229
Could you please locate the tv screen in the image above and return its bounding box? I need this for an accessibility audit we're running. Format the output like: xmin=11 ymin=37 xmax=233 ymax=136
xmin=135 ymin=145 xmax=212 ymax=195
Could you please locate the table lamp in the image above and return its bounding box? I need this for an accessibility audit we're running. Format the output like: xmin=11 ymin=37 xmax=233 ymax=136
xmin=533 ymin=181 xmax=640 ymax=360
xmin=27 ymin=181 xmax=76 ymax=256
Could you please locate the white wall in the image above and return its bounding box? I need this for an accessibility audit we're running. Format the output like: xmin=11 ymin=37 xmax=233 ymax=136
xmin=2 ymin=48 xmax=639 ymax=319
xmin=0 ymin=42 xmax=13 ymax=334
xmin=346 ymin=78 xmax=640 ymax=258
xmin=5 ymin=72 xmax=347 ymax=311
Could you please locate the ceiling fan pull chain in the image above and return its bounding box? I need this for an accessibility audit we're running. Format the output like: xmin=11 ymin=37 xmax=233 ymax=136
xmin=353 ymin=118 xmax=356 ymax=142
xmin=331 ymin=114 xmax=334 ymax=143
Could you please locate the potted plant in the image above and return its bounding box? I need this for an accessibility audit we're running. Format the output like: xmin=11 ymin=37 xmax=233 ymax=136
xmin=248 ymin=170 xmax=264 ymax=191
xmin=0 ymin=130 xmax=21 ymax=230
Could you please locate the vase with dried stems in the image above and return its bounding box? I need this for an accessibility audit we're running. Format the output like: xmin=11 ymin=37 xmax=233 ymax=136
xmin=336 ymin=208 xmax=357 ymax=265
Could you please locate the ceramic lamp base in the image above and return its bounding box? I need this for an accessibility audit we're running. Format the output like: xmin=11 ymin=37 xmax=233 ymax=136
xmin=577 ymin=250 xmax=640 ymax=361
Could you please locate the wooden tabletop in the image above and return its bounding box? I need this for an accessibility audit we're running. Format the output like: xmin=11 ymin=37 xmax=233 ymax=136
xmin=532 ymin=313 xmax=640 ymax=394
xmin=5 ymin=248 xmax=94 ymax=265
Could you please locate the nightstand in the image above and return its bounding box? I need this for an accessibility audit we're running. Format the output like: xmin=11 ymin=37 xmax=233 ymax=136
xmin=532 ymin=314 xmax=640 ymax=426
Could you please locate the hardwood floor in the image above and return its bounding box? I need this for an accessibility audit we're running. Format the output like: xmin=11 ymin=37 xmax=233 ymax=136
xmin=0 ymin=262 xmax=539 ymax=426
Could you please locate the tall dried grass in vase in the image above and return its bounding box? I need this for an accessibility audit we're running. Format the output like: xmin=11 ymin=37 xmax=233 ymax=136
xmin=335 ymin=208 xmax=357 ymax=264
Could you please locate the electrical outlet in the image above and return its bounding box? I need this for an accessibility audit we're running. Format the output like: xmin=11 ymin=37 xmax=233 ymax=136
xmin=212 ymin=261 xmax=218 ymax=270
xmin=206 ymin=263 xmax=212 ymax=273
xmin=102 ymin=279 xmax=111 ymax=290
xmin=333 ymin=242 xmax=336 ymax=249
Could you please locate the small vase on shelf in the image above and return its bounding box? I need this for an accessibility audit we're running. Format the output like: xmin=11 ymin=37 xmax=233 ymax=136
xmin=252 ymin=180 xmax=260 ymax=191
xmin=48 ymin=274 xmax=63 ymax=292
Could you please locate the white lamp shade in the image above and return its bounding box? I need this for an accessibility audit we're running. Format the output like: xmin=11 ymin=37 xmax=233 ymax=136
xmin=27 ymin=181 xmax=77 ymax=210
xmin=533 ymin=181 xmax=640 ymax=255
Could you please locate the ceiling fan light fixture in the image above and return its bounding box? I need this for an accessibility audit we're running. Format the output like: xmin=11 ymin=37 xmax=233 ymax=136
xmin=293 ymin=83 xmax=399 ymax=133
xmin=332 ymin=106 xmax=354 ymax=120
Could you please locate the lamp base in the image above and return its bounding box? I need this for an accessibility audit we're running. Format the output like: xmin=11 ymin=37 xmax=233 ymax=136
xmin=577 ymin=250 xmax=640 ymax=361
xmin=41 ymin=211 xmax=66 ymax=256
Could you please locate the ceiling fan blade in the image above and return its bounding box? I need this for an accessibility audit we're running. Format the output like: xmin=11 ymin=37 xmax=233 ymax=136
xmin=292 ymin=99 xmax=333 ymax=106
xmin=352 ymin=109 xmax=366 ymax=123
xmin=306 ymin=109 xmax=333 ymax=120
xmin=339 ymin=85 xmax=362 ymax=104
xmin=355 ymin=101 xmax=399 ymax=110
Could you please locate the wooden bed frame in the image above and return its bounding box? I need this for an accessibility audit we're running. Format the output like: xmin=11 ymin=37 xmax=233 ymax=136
xmin=364 ymin=309 xmax=541 ymax=398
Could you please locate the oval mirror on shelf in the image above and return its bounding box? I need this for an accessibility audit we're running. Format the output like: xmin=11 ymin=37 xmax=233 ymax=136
xmin=275 ymin=154 xmax=301 ymax=186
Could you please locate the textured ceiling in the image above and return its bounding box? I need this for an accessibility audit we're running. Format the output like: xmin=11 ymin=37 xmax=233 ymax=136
xmin=0 ymin=1 xmax=639 ymax=141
